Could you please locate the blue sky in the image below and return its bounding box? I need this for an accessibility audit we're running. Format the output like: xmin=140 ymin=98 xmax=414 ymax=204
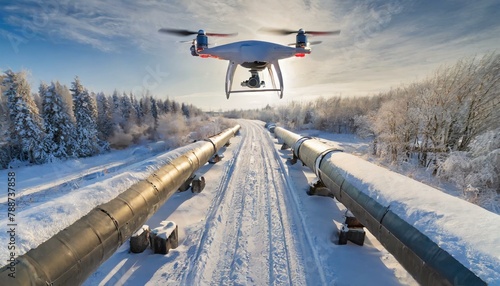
xmin=1 ymin=0 xmax=499 ymax=110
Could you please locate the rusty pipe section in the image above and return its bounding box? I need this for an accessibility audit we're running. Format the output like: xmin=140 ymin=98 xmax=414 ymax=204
xmin=274 ymin=126 xmax=488 ymax=286
xmin=0 ymin=125 xmax=240 ymax=286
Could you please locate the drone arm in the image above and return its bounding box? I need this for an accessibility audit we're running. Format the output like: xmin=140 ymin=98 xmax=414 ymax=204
xmin=271 ymin=61 xmax=284 ymax=99
xmin=225 ymin=61 xmax=238 ymax=99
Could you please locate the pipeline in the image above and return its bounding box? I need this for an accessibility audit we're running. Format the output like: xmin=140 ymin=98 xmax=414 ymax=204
xmin=0 ymin=125 xmax=240 ymax=286
xmin=274 ymin=126 xmax=496 ymax=286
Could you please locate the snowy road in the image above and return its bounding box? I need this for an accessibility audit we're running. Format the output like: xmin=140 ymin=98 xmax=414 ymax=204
xmin=86 ymin=120 xmax=415 ymax=285
xmin=181 ymin=120 xmax=325 ymax=285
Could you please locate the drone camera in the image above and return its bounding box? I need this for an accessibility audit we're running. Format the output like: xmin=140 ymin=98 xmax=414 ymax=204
xmin=241 ymin=75 xmax=266 ymax=88
xmin=241 ymin=71 xmax=265 ymax=88
xmin=248 ymin=75 xmax=259 ymax=87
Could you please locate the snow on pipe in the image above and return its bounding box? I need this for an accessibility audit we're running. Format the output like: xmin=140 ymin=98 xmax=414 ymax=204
xmin=274 ymin=127 xmax=498 ymax=286
xmin=0 ymin=125 xmax=241 ymax=286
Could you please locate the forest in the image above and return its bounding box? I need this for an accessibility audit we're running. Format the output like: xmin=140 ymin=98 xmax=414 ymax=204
xmin=226 ymin=53 xmax=499 ymax=212
xmin=0 ymin=71 xmax=226 ymax=169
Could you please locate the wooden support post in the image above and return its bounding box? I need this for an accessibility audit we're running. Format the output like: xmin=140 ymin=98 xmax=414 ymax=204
xmin=338 ymin=211 xmax=365 ymax=246
xmin=178 ymin=175 xmax=195 ymax=192
xmin=130 ymin=225 xmax=150 ymax=253
xmin=209 ymin=154 xmax=223 ymax=164
xmin=308 ymin=180 xmax=335 ymax=198
xmin=150 ymin=222 xmax=179 ymax=255
xmin=191 ymin=176 xmax=206 ymax=193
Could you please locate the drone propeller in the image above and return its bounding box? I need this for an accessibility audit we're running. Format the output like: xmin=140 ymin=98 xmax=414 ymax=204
xmin=178 ymin=40 xmax=216 ymax=46
xmin=259 ymin=27 xmax=341 ymax=36
xmin=158 ymin=28 xmax=237 ymax=37
xmin=287 ymin=40 xmax=323 ymax=47
xmin=309 ymin=40 xmax=323 ymax=45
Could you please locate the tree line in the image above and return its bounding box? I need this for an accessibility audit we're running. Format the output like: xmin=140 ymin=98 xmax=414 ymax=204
xmin=0 ymin=70 xmax=203 ymax=168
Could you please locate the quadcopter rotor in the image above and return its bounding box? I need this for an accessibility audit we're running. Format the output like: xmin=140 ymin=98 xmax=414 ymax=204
xmin=259 ymin=27 xmax=341 ymax=36
xmin=158 ymin=28 xmax=238 ymax=37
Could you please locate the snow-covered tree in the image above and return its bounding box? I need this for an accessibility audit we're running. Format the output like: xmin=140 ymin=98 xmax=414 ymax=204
xmin=0 ymin=75 xmax=9 ymax=168
xmin=128 ymin=92 xmax=139 ymax=125
xmin=95 ymin=92 xmax=114 ymax=140
xmin=0 ymin=74 xmax=9 ymax=142
xmin=456 ymin=53 xmax=500 ymax=150
xmin=111 ymin=90 xmax=123 ymax=128
xmin=372 ymin=87 xmax=421 ymax=164
xmin=2 ymin=70 xmax=47 ymax=164
xmin=181 ymin=102 xmax=190 ymax=118
xmin=150 ymin=97 xmax=159 ymax=135
xmin=120 ymin=92 xmax=132 ymax=125
xmin=171 ymin=100 xmax=180 ymax=113
xmin=71 ymin=77 xmax=101 ymax=157
xmin=163 ymin=98 xmax=172 ymax=113
xmin=438 ymin=127 xmax=500 ymax=212
xmin=41 ymin=81 xmax=77 ymax=160
xmin=133 ymin=94 xmax=143 ymax=125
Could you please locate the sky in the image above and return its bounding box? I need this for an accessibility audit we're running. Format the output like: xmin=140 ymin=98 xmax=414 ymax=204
xmin=1 ymin=0 xmax=499 ymax=111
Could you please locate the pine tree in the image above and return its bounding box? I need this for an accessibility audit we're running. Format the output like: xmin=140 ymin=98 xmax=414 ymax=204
xmin=96 ymin=92 xmax=113 ymax=140
xmin=41 ymin=81 xmax=77 ymax=160
xmin=181 ymin=103 xmax=191 ymax=118
xmin=163 ymin=98 xmax=172 ymax=113
xmin=111 ymin=90 xmax=123 ymax=128
xmin=128 ymin=92 xmax=138 ymax=125
xmin=0 ymin=75 xmax=9 ymax=168
xmin=120 ymin=92 xmax=132 ymax=124
xmin=71 ymin=77 xmax=101 ymax=157
xmin=150 ymin=97 xmax=159 ymax=137
xmin=2 ymin=70 xmax=47 ymax=164
xmin=171 ymin=100 xmax=180 ymax=113
xmin=133 ymin=95 xmax=143 ymax=125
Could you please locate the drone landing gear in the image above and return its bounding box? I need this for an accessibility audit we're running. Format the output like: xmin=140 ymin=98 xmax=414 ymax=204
xmin=225 ymin=61 xmax=284 ymax=99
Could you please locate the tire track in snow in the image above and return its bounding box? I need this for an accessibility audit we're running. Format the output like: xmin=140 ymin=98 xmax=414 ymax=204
xmin=160 ymin=128 xmax=245 ymax=285
xmin=179 ymin=125 xmax=247 ymax=284
xmin=178 ymin=120 xmax=327 ymax=285
xmin=264 ymin=130 xmax=329 ymax=285
xmin=185 ymin=121 xmax=264 ymax=285
xmin=261 ymin=138 xmax=295 ymax=285
xmin=184 ymin=120 xmax=313 ymax=285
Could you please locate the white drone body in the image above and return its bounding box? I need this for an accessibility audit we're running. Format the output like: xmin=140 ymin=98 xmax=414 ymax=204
xmin=199 ymin=40 xmax=311 ymax=99
xmin=159 ymin=28 xmax=340 ymax=99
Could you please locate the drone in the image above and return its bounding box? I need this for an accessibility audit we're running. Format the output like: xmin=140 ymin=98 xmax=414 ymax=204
xmin=158 ymin=27 xmax=340 ymax=99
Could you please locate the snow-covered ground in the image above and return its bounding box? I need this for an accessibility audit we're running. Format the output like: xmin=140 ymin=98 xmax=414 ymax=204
xmin=81 ymin=120 xmax=416 ymax=285
xmin=0 ymin=140 xmax=207 ymax=265
xmin=12 ymin=119 xmax=500 ymax=285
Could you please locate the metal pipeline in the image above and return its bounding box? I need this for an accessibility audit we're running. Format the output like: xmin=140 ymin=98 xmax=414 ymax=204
xmin=274 ymin=127 xmax=490 ymax=286
xmin=0 ymin=125 xmax=240 ymax=286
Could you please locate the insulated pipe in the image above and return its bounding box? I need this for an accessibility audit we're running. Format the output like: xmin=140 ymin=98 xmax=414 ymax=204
xmin=0 ymin=125 xmax=241 ymax=286
xmin=274 ymin=127 xmax=492 ymax=286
